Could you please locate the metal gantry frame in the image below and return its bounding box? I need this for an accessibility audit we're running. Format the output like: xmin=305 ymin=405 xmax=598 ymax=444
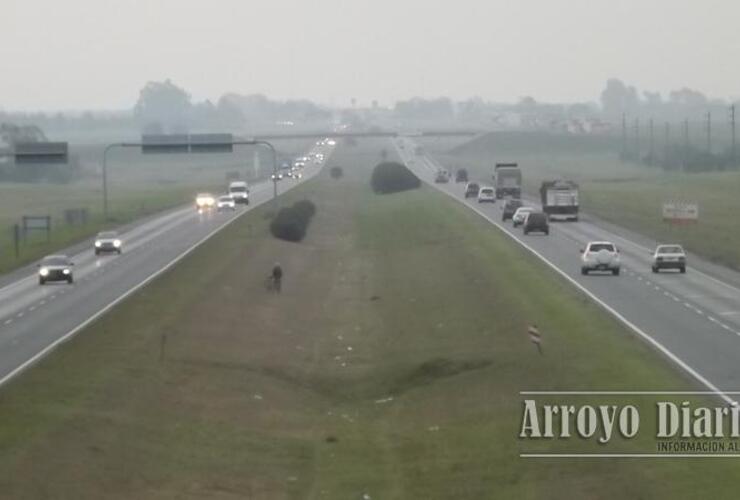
xmin=101 ymin=140 xmax=277 ymax=221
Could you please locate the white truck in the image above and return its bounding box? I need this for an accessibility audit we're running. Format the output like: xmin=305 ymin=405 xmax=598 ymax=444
xmin=228 ymin=181 xmax=249 ymax=204
xmin=540 ymin=180 xmax=579 ymax=221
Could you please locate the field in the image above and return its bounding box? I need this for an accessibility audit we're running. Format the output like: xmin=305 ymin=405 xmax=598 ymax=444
xmin=0 ymin=141 xmax=738 ymax=498
xmin=431 ymin=132 xmax=740 ymax=269
xmin=0 ymin=139 xmax=313 ymax=273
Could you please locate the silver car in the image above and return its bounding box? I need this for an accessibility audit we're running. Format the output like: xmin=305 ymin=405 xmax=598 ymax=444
xmin=38 ymin=254 xmax=74 ymax=285
xmin=94 ymin=231 xmax=122 ymax=255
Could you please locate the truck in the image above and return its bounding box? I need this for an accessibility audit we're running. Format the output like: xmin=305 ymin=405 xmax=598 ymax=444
xmin=228 ymin=181 xmax=250 ymax=204
xmin=493 ymin=163 xmax=522 ymax=199
xmin=539 ymin=180 xmax=579 ymax=221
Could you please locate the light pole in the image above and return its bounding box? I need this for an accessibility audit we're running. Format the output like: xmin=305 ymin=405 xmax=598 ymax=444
xmin=101 ymin=139 xmax=278 ymax=221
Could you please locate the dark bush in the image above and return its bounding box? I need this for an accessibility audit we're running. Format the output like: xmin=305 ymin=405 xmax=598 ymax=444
xmin=329 ymin=166 xmax=344 ymax=179
xmin=370 ymin=162 xmax=421 ymax=194
xmin=270 ymin=200 xmax=317 ymax=242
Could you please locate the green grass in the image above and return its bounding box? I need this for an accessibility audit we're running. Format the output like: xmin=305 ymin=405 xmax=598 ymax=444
xmin=0 ymin=148 xmax=738 ymax=498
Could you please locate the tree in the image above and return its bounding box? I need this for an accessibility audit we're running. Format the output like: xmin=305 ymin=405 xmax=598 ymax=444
xmin=600 ymin=78 xmax=640 ymax=118
xmin=134 ymin=79 xmax=192 ymax=133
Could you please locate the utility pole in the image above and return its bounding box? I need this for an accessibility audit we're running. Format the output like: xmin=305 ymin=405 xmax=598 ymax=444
xmin=621 ymin=113 xmax=627 ymax=160
xmin=731 ymin=104 xmax=737 ymax=167
xmin=664 ymin=122 xmax=671 ymax=166
xmin=683 ymin=119 xmax=690 ymax=172
xmin=706 ymin=111 xmax=712 ymax=154
xmin=648 ymin=118 xmax=654 ymax=164
xmin=634 ymin=118 xmax=640 ymax=161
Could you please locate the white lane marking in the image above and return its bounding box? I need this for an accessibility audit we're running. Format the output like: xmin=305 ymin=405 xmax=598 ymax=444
xmin=16 ymin=312 xmax=23 ymax=318
xmin=0 ymin=155 xmax=328 ymax=389
xmin=28 ymin=306 xmax=36 ymax=312
xmin=39 ymin=300 xmax=46 ymax=306
xmin=402 ymin=143 xmax=736 ymax=406
xmin=3 ymin=319 xmax=11 ymax=325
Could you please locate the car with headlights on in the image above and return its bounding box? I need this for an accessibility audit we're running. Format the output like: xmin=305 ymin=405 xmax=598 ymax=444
xmin=581 ymin=241 xmax=621 ymax=275
xmin=94 ymin=231 xmax=122 ymax=255
xmin=512 ymin=206 xmax=534 ymax=227
xmin=216 ymin=195 xmax=236 ymax=211
xmin=195 ymin=193 xmax=216 ymax=210
xmin=38 ymin=254 xmax=74 ymax=285
xmin=652 ymin=244 xmax=687 ymax=273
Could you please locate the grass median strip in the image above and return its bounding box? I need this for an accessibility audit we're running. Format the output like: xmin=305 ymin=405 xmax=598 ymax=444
xmin=0 ymin=147 xmax=738 ymax=498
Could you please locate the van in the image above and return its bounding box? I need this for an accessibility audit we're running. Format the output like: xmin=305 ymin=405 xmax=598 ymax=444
xmin=228 ymin=181 xmax=249 ymax=204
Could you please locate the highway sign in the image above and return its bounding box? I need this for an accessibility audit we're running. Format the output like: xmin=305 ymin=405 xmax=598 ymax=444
xmin=14 ymin=142 xmax=68 ymax=164
xmin=662 ymin=202 xmax=699 ymax=223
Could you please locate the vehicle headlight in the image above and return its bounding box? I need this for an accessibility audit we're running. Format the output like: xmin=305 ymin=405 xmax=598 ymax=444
xmin=113 ymin=239 xmax=121 ymax=247
xmin=95 ymin=241 xmax=102 ymax=247
xmin=39 ymin=267 xmax=49 ymax=276
xmin=62 ymin=269 xmax=70 ymax=275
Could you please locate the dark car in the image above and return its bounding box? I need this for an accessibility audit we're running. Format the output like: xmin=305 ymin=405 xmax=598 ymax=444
xmin=522 ymin=211 xmax=549 ymax=235
xmin=455 ymin=169 xmax=468 ymax=183
xmin=464 ymin=182 xmax=480 ymax=198
xmin=501 ymin=199 xmax=523 ymax=221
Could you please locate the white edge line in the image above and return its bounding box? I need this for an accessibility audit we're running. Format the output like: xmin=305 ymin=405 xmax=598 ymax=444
xmin=401 ymin=145 xmax=736 ymax=407
xmin=0 ymin=166 xmax=324 ymax=388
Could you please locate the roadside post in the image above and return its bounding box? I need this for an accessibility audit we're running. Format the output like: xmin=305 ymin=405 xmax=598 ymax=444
xmin=528 ymin=324 xmax=543 ymax=354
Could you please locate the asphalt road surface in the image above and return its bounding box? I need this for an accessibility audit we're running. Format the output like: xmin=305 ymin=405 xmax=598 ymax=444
xmin=0 ymin=141 xmax=334 ymax=385
xmin=395 ymin=137 xmax=740 ymax=404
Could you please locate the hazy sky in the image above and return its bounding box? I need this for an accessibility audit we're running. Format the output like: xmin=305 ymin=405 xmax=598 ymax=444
xmin=1 ymin=0 xmax=738 ymax=111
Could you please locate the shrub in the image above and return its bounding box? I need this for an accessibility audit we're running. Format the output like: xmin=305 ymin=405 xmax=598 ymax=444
xmin=370 ymin=162 xmax=421 ymax=194
xmin=329 ymin=166 xmax=343 ymax=179
xmin=270 ymin=200 xmax=317 ymax=242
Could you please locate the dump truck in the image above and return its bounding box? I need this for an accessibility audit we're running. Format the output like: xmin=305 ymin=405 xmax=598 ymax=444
xmin=493 ymin=163 xmax=522 ymax=199
xmin=539 ymin=180 xmax=579 ymax=221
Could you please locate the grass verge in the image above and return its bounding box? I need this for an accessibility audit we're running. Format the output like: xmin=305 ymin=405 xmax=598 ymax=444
xmin=0 ymin=143 xmax=737 ymax=499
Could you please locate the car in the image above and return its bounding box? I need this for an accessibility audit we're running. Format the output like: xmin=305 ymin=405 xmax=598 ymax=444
xmin=195 ymin=193 xmax=215 ymax=210
xmin=652 ymin=244 xmax=687 ymax=273
xmin=228 ymin=181 xmax=249 ymax=204
xmin=464 ymin=182 xmax=480 ymax=198
xmin=94 ymin=231 xmax=122 ymax=255
xmin=522 ymin=211 xmax=549 ymax=235
xmin=434 ymin=170 xmax=450 ymax=183
xmin=502 ymin=199 xmax=523 ymax=221
xmin=478 ymin=186 xmax=496 ymax=203
xmin=271 ymin=172 xmax=283 ymax=181
xmin=512 ymin=207 xmax=534 ymax=227
xmin=581 ymin=241 xmax=621 ymax=275
xmin=217 ymin=195 xmax=236 ymax=211
xmin=455 ymin=169 xmax=468 ymax=183
xmin=38 ymin=254 xmax=74 ymax=285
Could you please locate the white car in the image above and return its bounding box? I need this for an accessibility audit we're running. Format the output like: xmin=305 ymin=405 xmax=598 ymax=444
xmin=652 ymin=244 xmax=687 ymax=273
xmin=512 ymin=207 xmax=534 ymax=227
xmin=477 ymin=186 xmax=496 ymax=203
xmin=581 ymin=241 xmax=621 ymax=275
xmin=38 ymin=254 xmax=74 ymax=285
xmin=216 ymin=195 xmax=236 ymax=211
xmin=195 ymin=193 xmax=215 ymax=210
xmin=94 ymin=231 xmax=122 ymax=255
xmin=271 ymin=172 xmax=283 ymax=181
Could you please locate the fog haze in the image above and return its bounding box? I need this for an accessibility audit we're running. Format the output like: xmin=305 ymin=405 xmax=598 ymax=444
xmin=1 ymin=0 xmax=738 ymax=110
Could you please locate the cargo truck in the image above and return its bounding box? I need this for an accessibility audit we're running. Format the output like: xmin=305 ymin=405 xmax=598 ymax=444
xmin=540 ymin=180 xmax=579 ymax=221
xmin=493 ymin=163 xmax=522 ymax=199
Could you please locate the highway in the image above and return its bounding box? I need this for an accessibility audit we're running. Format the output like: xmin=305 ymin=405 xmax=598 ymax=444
xmin=395 ymin=138 xmax=740 ymax=404
xmin=0 ymin=141 xmax=334 ymax=385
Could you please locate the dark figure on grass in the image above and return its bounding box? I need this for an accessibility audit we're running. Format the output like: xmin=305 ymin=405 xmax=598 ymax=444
xmin=270 ymin=262 xmax=283 ymax=293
